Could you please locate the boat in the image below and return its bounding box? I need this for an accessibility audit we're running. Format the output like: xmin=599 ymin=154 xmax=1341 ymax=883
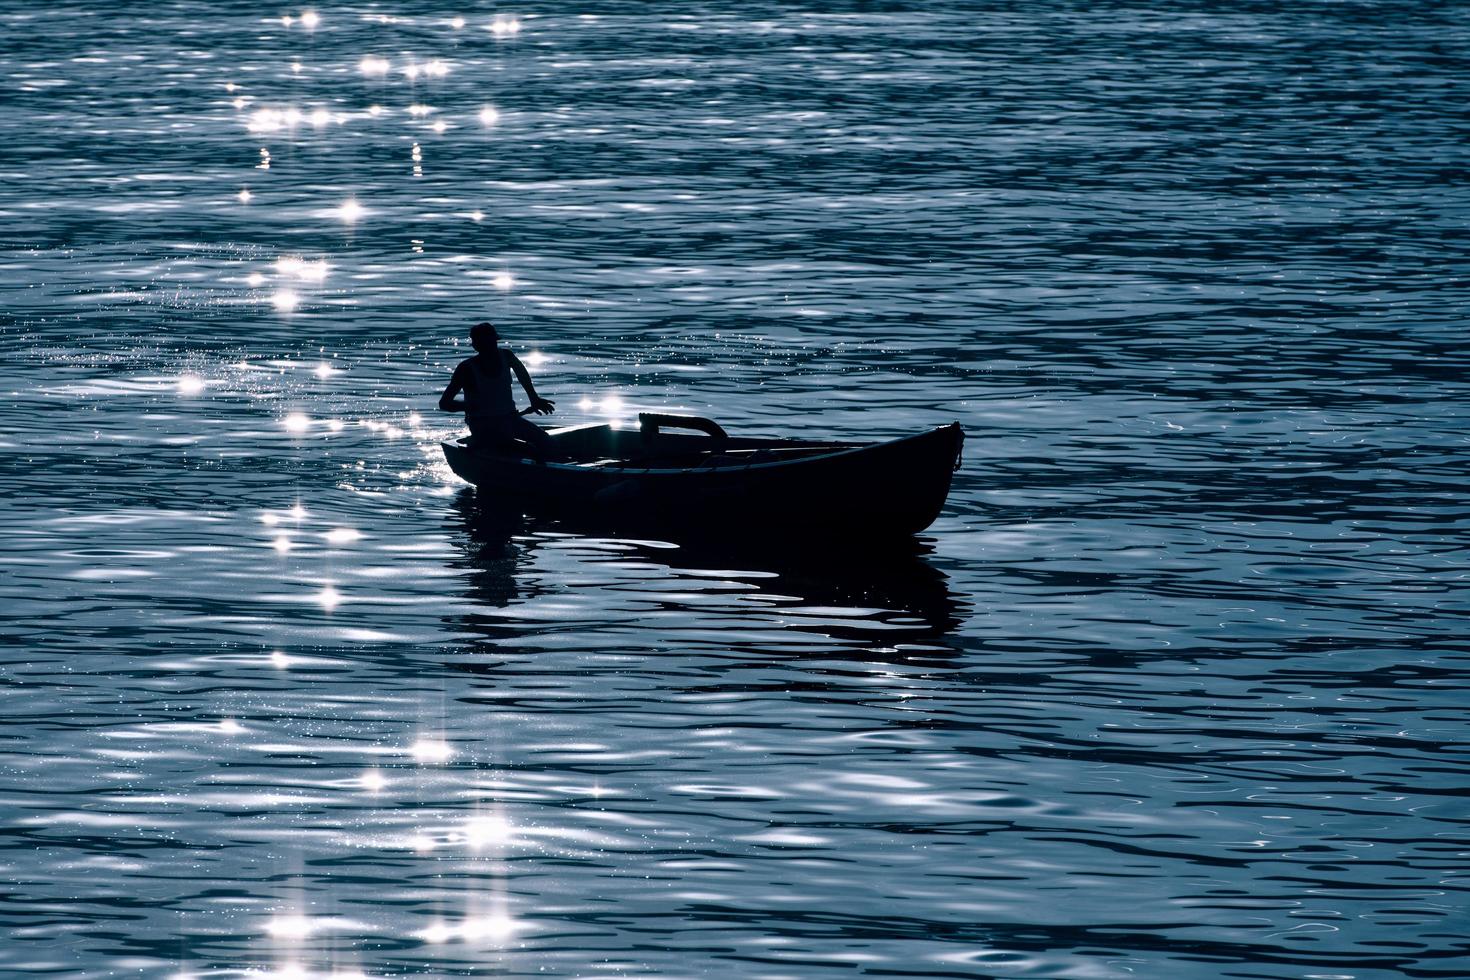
xmin=441 ymin=412 xmax=963 ymax=538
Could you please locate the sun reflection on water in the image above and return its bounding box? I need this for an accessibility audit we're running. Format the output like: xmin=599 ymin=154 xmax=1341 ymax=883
xmin=277 ymin=256 xmax=329 ymax=282
xmin=461 ymin=813 xmax=514 ymax=850
xmin=409 ymin=738 xmax=454 ymax=763
xmin=415 ymin=921 xmax=454 ymax=944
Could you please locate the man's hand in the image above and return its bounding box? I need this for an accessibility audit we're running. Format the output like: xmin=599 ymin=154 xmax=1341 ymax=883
xmin=530 ymin=397 xmax=556 ymax=416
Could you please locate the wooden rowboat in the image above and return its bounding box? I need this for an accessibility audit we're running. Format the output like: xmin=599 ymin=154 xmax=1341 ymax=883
xmin=441 ymin=413 xmax=963 ymax=538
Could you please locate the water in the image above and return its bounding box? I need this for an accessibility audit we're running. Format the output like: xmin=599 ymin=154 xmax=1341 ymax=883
xmin=2 ymin=3 xmax=1467 ymax=978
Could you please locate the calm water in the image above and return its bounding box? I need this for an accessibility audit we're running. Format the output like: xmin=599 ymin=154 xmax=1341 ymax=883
xmin=2 ymin=3 xmax=1468 ymax=978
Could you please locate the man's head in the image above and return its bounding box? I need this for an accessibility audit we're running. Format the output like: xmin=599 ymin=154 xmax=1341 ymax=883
xmin=470 ymin=321 xmax=499 ymax=353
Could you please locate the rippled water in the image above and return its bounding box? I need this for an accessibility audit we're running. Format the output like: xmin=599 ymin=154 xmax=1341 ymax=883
xmin=2 ymin=3 xmax=1468 ymax=978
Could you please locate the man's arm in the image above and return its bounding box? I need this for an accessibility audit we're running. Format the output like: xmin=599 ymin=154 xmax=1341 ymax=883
xmin=509 ymin=353 xmax=555 ymax=415
xmin=438 ymin=362 xmax=467 ymax=413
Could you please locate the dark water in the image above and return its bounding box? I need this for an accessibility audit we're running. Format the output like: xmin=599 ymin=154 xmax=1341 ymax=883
xmin=2 ymin=3 xmax=1468 ymax=978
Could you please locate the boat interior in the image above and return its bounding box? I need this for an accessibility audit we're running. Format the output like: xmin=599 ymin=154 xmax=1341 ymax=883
xmin=462 ymin=415 xmax=853 ymax=468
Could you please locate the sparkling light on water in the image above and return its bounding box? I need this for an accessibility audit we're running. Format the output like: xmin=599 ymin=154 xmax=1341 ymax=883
xmin=271 ymin=288 xmax=300 ymax=312
xmin=416 ymin=922 xmax=454 ymax=944
xmin=282 ymin=413 xmax=310 ymax=432
xmin=265 ymin=915 xmax=317 ymax=939
xmin=276 ymin=256 xmax=329 ymax=282
xmin=335 ymin=199 xmax=365 ymax=223
xmin=409 ymin=739 xmax=454 ymax=763
xmin=177 ymin=374 xmax=205 ymax=395
xmin=462 ymin=814 xmax=514 ymax=849
xmin=478 ymin=105 xmax=500 ymax=126
xmin=247 ymin=108 xmax=283 ymax=133
xmin=463 ymin=913 xmax=520 ymax=942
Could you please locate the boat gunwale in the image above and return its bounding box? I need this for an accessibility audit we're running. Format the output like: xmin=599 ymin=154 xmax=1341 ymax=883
xmin=442 ymin=423 xmax=960 ymax=478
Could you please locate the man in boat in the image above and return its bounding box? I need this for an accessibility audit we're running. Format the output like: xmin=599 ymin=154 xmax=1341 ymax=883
xmin=439 ymin=321 xmax=562 ymax=459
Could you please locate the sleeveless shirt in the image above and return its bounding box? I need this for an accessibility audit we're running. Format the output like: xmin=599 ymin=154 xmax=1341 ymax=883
xmin=462 ymin=351 xmax=515 ymax=419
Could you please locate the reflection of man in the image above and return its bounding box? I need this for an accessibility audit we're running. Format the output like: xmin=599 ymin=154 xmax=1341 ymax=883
xmin=438 ymin=321 xmax=560 ymax=457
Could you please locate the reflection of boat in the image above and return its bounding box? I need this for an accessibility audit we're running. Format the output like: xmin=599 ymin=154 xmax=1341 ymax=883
xmin=441 ymin=413 xmax=963 ymax=539
xmin=670 ymin=532 xmax=967 ymax=647
xmin=446 ymin=490 xmax=967 ymax=655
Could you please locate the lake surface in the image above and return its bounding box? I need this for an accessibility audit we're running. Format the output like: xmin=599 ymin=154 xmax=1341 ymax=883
xmin=2 ymin=3 xmax=1467 ymax=978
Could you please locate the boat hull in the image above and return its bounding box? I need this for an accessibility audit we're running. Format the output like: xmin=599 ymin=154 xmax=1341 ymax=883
xmin=441 ymin=423 xmax=963 ymax=538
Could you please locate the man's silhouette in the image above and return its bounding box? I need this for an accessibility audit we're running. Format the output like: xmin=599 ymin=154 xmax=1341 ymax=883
xmin=439 ymin=322 xmax=561 ymax=459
